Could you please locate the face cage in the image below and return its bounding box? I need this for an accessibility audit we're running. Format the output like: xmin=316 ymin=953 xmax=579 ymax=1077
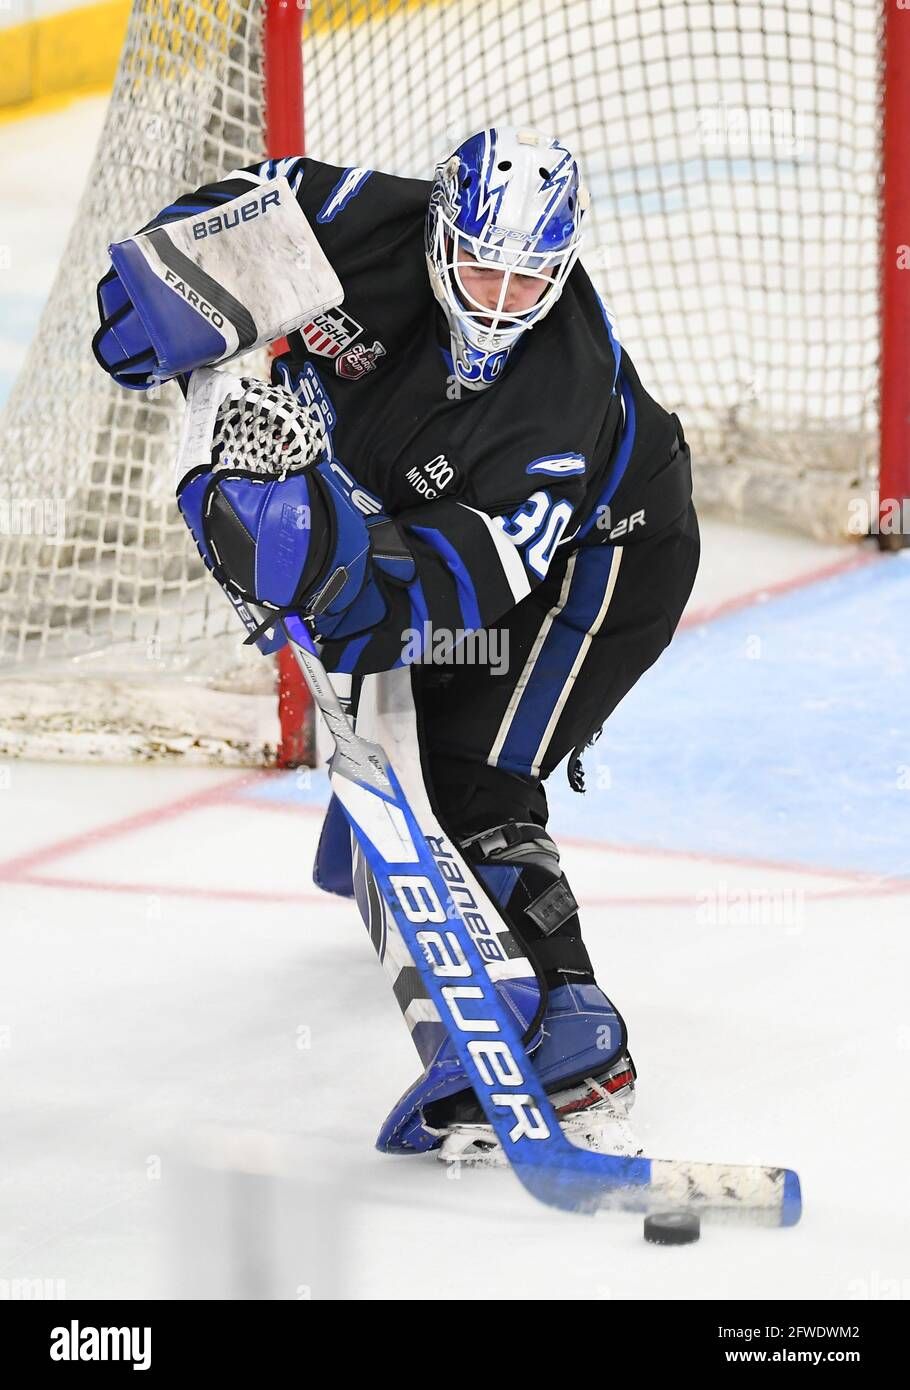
xmin=430 ymin=207 xmax=582 ymax=355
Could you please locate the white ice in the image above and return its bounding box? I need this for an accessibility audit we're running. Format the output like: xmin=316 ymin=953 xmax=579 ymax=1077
xmin=1 ymin=97 xmax=908 ymax=1303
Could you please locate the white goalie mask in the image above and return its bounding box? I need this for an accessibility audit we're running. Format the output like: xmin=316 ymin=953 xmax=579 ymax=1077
xmin=426 ymin=125 xmax=588 ymax=391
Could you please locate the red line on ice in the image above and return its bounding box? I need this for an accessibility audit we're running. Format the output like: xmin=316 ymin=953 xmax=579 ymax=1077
xmin=6 ymin=870 xmax=907 ymax=907
xmin=4 ymin=767 xmax=905 ymax=905
xmin=679 ymin=547 xmax=878 ymax=630
xmin=243 ymin=792 xmax=908 ymax=892
xmin=0 ymin=770 xmax=270 ymax=880
xmin=555 ymin=828 xmax=903 ymax=887
xmin=8 ymin=871 xmax=338 ymax=906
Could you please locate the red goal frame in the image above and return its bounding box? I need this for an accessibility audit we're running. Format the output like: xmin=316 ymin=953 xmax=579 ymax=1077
xmin=879 ymin=1 xmax=910 ymax=548
xmin=264 ymin=0 xmax=312 ymax=765
xmin=265 ymin=0 xmax=910 ymax=762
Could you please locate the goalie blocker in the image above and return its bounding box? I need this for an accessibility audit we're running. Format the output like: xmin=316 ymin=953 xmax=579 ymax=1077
xmin=92 ymin=176 xmax=343 ymax=388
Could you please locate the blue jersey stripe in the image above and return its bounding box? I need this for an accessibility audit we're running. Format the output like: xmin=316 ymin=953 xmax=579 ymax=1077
xmin=494 ymin=546 xmax=618 ymax=772
xmin=578 ymin=375 xmax=637 ymax=540
xmin=410 ymin=524 xmax=483 ymax=632
xmin=595 ymin=291 xmax=622 ymax=387
xmin=495 ymin=620 xmax=587 ymax=771
xmin=409 ymin=575 xmax=430 ymax=630
xmin=334 ymin=633 xmax=371 ymax=675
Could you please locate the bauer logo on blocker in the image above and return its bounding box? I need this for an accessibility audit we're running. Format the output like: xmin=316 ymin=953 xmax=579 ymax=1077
xmin=192 ymin=189 xmax=281 ymax=238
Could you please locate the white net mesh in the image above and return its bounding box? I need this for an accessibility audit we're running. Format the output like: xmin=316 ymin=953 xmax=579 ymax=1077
xmin=0 ymin=0 xmax=279 ymax=761
xmin=301 ymin=0 xmax=882 ymax=539
xmin=0 ymin=0 xmax=886 ymax=759
xmin=213 ymin=378 xmax=329 ymax=476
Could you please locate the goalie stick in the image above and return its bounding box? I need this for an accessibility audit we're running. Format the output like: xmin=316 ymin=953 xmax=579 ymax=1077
xmin=173 ymin=367 xmax=801 ymax=1224
xmin=281 ymin=613 xmax=802 ymax=1226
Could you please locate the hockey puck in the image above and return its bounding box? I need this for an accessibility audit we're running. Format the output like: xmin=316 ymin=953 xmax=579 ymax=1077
xmin=643 ymin=1211 xmax=701 ymax=1245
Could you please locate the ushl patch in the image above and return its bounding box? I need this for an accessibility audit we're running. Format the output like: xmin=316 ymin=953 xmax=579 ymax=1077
xmin=302 ymin=308 xmax=363 ymax=359
xmin=336 ymin=340 xmax=387 ymax=380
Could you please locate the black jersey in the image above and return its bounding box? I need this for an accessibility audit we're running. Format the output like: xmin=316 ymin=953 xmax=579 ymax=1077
xmin=158 ymin=155 xmax=692 ymax=673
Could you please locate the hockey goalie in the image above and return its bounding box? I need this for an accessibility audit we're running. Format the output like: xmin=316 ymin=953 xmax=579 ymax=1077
xmin=92 ymin=127 xmax=700 ymax=1165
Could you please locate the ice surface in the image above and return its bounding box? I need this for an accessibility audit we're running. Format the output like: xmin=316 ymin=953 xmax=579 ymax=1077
xmin=1 ymin=718 xmax=908 ymax=1301
xmin=2 ymin=539 xmax=908 ymax=1299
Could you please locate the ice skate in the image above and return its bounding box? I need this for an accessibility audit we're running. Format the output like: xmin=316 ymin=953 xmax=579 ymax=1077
xmin=421 ymin=983 xmax=642 ymax=1164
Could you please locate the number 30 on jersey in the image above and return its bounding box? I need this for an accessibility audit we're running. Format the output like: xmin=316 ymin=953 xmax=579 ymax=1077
xmin=495 ymin=491 xmax=575 ymax=579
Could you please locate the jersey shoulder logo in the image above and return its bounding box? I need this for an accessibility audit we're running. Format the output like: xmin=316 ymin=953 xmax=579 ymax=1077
xmin=301 ymin=309 xmax=363 ymax=359
xmin=336 ymin=339 xmax=387 ymax=380
xmin=316 ymin=167 xmax=373 ymax=224
xmin=526 ymin=453 xmax=587 ymax=477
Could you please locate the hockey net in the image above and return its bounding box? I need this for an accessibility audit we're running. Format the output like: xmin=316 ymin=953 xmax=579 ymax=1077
xmin=0 ymin=0 xmax=902 ymax=763
xmin=0 ymin=0 xmax=301 ymax=763
xmin=300 ymin=0 xmax=888 ymax=539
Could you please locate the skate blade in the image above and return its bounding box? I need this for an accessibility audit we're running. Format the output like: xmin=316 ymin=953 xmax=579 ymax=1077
xmin=436 ymin=1106 xmax=644 ymax=1167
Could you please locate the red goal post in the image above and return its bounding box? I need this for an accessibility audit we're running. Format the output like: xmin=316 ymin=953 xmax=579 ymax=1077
xmin=263 ymin=0 xmax=311 ymax=766
xmin=879 ymin=0 xmax=910 ymax=549
xmin=0 ymin=0 xmax=319 ymax=766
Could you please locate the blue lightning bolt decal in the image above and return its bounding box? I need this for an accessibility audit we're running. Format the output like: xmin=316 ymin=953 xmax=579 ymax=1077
xmin=472 ymin=128 xmax=510 ymax=234
xmin=532 ymin=147 xmax=574 ymax=238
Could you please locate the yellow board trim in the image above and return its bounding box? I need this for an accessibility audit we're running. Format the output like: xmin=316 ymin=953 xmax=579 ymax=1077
xmin=305 ymin=0 xmax=455 ymax=36
xmin=0 ymin=0 xmax=457 ymax=123
xmin=0 ymin=0 xmax=131 ymax=118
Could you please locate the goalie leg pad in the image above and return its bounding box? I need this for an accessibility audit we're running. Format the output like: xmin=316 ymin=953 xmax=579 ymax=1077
xmin=313 ymin=793 xmax=355 ymax=898
xmin=378 ymin=976 xmax=630 ymax=1154
xmin=375 ymin=964 xmax=546 ymax=1155
xmin=376 ymin=757 xmax=629 ymax=1155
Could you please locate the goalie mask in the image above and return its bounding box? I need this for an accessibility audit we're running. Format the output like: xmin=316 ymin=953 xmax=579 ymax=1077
xmin=426 ymin=126 xmax=588 ymax=392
